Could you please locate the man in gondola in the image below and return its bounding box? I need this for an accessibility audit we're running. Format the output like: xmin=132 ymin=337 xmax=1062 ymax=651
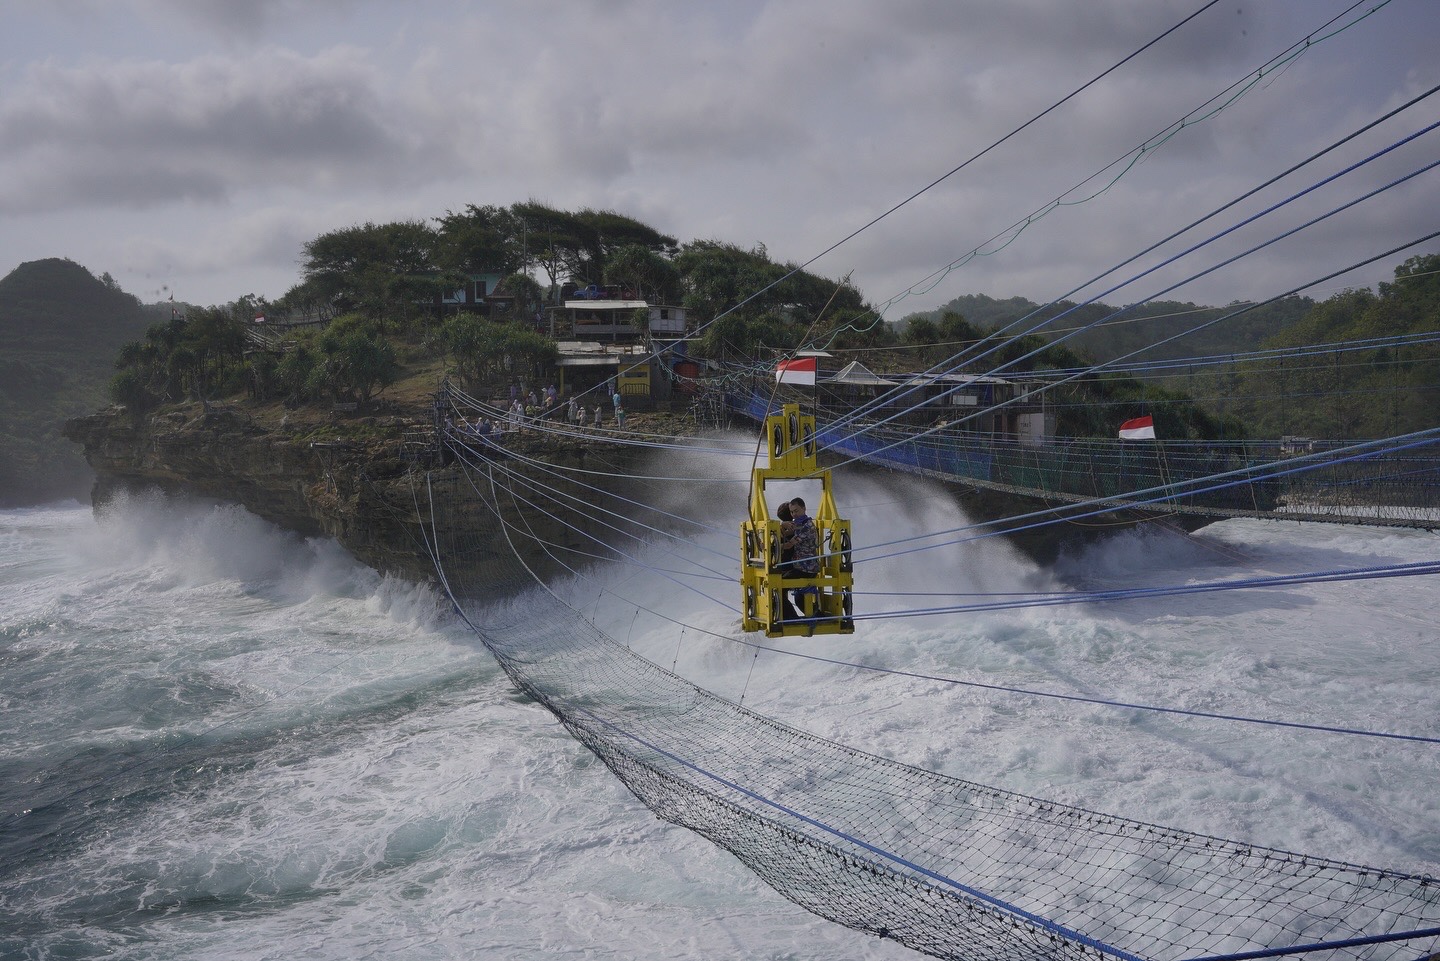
xmin=780 ymin=498 xmax=818 ymax=624
xmin=776 ymin=503 xmax=799 ymax=622
xmin=785 ymin=498 xmax=818 ymax=577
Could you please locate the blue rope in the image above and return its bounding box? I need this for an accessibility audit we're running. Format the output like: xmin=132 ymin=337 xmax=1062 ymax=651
xmin=761 ymin=622 xmax=1440 ymax=749
xmin=815 ymin=4 xmax=1408 ymax=354
xmin=820 ymin=77 xmax=1435 ymax=437
xmin=849 ymin=429 xmax=1440 ymax=562
xmin=467 ymin=438 xmax=1440 ymax=747
xmin=852 ymin=559 xmax=1440 ymax=621
xmin=1181 ymin=925 xmax=1440 ymax=961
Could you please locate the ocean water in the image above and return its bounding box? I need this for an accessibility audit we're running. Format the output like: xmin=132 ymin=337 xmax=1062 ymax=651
xmin=2 ymin=485 xmax=1437 ymax=959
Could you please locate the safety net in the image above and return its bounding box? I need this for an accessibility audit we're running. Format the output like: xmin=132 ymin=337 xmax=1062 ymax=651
xmin=416 ymin=446 xmax=1440 ymax=961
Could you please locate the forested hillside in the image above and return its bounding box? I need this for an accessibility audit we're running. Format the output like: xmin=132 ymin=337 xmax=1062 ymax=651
xmin=0 ymin=258 xmax=157 ymax=505
xmin=901 ymin=254 xmax=1439 ymax=440
xmin=1216 ymin=254 xmax=1440 ymax=438
xmin=903 ymin=292 xmax=1313 ymax=367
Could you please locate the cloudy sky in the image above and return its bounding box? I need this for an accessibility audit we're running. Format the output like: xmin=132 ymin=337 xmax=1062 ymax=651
xmin=3 ymin=0 xmax=1437 ymax=318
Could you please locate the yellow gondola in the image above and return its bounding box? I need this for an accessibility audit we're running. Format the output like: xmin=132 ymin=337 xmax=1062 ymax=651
xmin=741 ymin=404 xmax=854 ymax=637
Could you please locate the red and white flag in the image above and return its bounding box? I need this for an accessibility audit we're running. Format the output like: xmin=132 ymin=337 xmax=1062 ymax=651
xmin=1118 ymin=415 xmax=1156 ymax=440
xmin=775 ymin=357 xmax=817 ymax=386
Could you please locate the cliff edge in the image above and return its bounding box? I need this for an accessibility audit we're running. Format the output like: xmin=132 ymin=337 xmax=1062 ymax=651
xmin=64 ymin=392 xmax=703 ymax=589
xmin=64 ymin=401 xmax=444 ymax=583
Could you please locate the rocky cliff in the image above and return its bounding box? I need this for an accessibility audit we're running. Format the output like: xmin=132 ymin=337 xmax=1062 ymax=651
xmin=64 ymin=403 xmax=445 ymax=583
xmin=63 ymin=400 xmax=692 ymax=590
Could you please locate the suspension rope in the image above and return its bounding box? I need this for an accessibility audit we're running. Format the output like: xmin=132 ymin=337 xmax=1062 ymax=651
xmin=528 ymin=0 xmax=1232 ymax=422
xmin=820 ymin=133 xmax=1440 ymax=448
xmin=439 ymin=422 xmax=1440 ymax=750
xmin=857 ymin=3 xmax=1416 ymax=332
xmin=847 ymin=429 xmax=1440 ymax=564
xmin=451 ymin=443 xmax=742 ymax=611
xmin=821 ymin=229 xmax=1440 ymax=477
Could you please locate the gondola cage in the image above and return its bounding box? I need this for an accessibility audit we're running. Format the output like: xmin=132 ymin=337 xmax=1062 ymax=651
xmin=741 ymin=404 xmax=854 ymax=637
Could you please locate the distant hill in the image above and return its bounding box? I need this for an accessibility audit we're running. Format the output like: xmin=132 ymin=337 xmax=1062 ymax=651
xmin=900 ymin=292 xmax=1314 ymax=367
xmin=0 ymin=258 xmax=159 ymax=505
xmin=896 ymin=253 xmax=1440 ymax=439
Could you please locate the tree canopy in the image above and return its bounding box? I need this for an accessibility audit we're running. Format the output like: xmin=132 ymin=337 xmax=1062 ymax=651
xmin=1218 ymin=253 xmax=1440 ymax=438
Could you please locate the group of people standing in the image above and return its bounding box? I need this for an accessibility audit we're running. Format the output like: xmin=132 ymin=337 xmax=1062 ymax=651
xmin=559 ymin=386 xmax=626 ymax=430
xmin=565 ymin=396 xmax=603 ymax=428
xmin=498 ymin=380 xmax=634 ymax=434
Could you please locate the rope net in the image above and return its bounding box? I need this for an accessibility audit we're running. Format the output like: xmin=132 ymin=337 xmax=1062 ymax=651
xmin=419 ymin=453 xmax=1440 ymax=961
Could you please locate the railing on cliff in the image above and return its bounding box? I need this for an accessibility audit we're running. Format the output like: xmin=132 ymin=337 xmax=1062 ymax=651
xmin=243 ymin=319 xmax=326 ymax=355
xmin=726 ymin=389 xmax=1440 ymax=530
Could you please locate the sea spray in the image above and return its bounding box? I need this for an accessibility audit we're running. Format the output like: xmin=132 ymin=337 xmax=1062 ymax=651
xmin=1 ymin=499 xmax=918 ymax=960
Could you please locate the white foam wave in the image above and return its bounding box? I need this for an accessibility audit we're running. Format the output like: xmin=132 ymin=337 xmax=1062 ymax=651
xmin=6 ymin=482 xmax=1438 ymax=959
xmin=565 ymin=475 xmax=1440 ymax=880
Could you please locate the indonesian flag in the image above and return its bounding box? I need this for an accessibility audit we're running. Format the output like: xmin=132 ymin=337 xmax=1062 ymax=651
xmin=1118 ymin=415 xmax=1156 ymax=440
xmin=775 ymin=357 xmax=817 ymax=386
xmin=253 ymin=312 xmax=266 ymax=324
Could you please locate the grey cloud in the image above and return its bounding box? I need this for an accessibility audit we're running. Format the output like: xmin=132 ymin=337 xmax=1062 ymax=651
xmin=125 ymin=0 xmax=367 ymax=42
xmin=2 ymin=0 xmax=1432 ymax=310
xmin=426 ymin=34 xmax=809 ymax=188
xmin=0 ymin=48 xmax=459 ymax=215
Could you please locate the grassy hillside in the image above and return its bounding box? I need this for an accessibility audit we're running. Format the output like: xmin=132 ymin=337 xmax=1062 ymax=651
xmin=0 ymin=258 xmax=158 ymax=505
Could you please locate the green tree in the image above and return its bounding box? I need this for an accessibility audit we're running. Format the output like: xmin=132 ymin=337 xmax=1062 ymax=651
xmin=1221 ymin=253 xmax=1440 ymax=438
xmin=442 ymin=316 xmax=557 ymax=388
xmin=435 ymin=204 xmax=523 ymax=275
xmin=904 ymin=314 xmax=938 ymax=351
xmin=574 ymin=208 xmax=677 ymax=285
xmin=510 ymin=203 xmax=676 ymax=294
xmin=243 ymin=352 xmax=279 ymax=401
xmin=936 ymin=310 xmax=980 ymax=345
xmin=442 ymin=315 xmax=506 ymax=385
xmin=606 ymin=243 xmax=680 ymax=302
xmin=299 ymin=220 xmax=450 ymax=324
xmin=676 ymin=240 xmax=867 ymax=358
xmin=497 ymin=272 xmax=544 ymax=321
xmin=511 ymin=201 xmax=591 ymax=294
xmin=108 ymin=368 xmax=156 ymax=412
xmin=276 ymin=342 xmax=320 ymax=402
xmin=314 ymin=315 xmax=399 ymax=402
